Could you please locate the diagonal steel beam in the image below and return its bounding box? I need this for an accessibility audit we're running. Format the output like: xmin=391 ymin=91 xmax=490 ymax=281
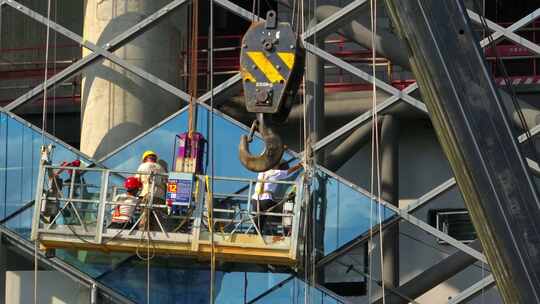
xmin=312 ymin=82 xmax=419 ymax=152
xmin=5 ymin=0 xmax=189 ymax=111
xmin=5 ymin=0 xmax=191 ymax=104
xmin=301 ymin=0 xmax=369 ymax=39
xmin=214 ymin=0 xmax=263 ymax=22
xmin=447 ymin=275 xmax=496 ymax=304
xmin=305 ymin=42 xmax=427 ymax=112
xmin=197 ymin=73 xmax=242 ymax=105
xmin=468 ymin=10 xmax=540 ymax=56
xmin=519 ymin=124 xmax=540 ymax=142
xmin=404 ymin=177 xmax=456 ymax=213
xmin=476 ymin=8 xmax=540 ymax=48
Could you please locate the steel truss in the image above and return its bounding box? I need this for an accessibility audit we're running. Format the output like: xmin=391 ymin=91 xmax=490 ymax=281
xmin=1 ymin=0 xmax=540 ymax=302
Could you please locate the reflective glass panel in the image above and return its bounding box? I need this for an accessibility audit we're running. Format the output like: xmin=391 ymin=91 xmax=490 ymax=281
xmin=313 ymin=167 xmax=396 ymax=255
xmin=101 ymin=105 xmax=296 ymax=195
xmin=0 ymin=111 xmax=91 ymax=219
xmin=98 ymin=256 xmax=344 ymax=304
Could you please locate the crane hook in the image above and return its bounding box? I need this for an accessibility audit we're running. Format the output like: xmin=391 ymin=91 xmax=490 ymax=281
xmin=239 ymin=113 xmax=284 ymax=172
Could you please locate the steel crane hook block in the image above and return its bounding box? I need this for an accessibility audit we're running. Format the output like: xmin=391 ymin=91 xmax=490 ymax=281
xmin=239 ymin=10 xmax=305 ymax=172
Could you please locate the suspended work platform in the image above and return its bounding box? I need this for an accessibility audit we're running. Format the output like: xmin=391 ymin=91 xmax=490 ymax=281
xmin=31 ymin=164 xmax=304 ymax=266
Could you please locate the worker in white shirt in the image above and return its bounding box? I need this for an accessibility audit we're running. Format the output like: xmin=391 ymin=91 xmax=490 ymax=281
xmin=137 ymin=150 xmax=167 ymax=230
xmin=252 ymin=161 xmax=302 ymax=234
xmin=109 ymin=176 xmax=141 ymax=229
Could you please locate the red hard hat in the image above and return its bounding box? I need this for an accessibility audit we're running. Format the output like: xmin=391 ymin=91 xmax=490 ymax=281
xmin=124 ymin=176 xmax=142 ymax=191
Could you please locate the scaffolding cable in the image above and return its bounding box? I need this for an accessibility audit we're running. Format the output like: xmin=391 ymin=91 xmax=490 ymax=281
xmin=299 ymin=0 xmax=311 ymax=301
xmin=209 ymin=0 xmax=216 ymax=300
xmin=35 ymin=1 xmax=53 ymax=302
xmin=368 ymin=0 xmax=385 ymax=303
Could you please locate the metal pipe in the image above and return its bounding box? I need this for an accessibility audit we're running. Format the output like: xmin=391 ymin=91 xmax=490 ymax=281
xmin=380 ymin=114 xmax=400 ymax=302
xmin=372 ymin=240 xmax=483 ymax=304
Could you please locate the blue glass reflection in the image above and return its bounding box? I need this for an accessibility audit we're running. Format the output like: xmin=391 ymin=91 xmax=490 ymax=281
xmin=314 ymin=167 xmax=396 ymax=255
xmin=98 ymin=257 xmax=343 ymax=304
xmin=0 ymin=112 xmax=91 ymax=219
xmin=252 ymin=277 xmax=344 ymax=304
xmin=102 ymin=106 xmax=295 ymax=195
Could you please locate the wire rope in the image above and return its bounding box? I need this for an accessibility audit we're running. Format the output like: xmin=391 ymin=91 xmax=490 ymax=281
xmin=209 ymin=0 xmax=216 ymax=300
xmin=368 ymin=0 xmax=385 ymax=303
xmin=188 ymin=0 xmax=199 ymax=137
xmin=35 ymin=1 xmax=53 ymax=302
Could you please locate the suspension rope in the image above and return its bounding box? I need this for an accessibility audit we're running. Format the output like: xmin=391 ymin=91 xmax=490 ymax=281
xmin=299 ymin=0 xmax=311 ymax=301
xmin=41 ymin=0 xmax=53 ymax=144
xmin=52 ymin=0 xmax=58 ymax=136
xmin=368 ymin=0 xmax=385 ymax=303
xmin=209 ymin=0 xmax=216 ymax=300
xmin=35 ymin=1 xmax=53 ymax=302
xmin=34 ymin=238 xmax=38 ymax=304
xmin=206 ymin=176 xmax=216 ymax=304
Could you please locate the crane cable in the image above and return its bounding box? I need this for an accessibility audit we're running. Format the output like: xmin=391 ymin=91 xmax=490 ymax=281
xmin=35 ymin=1 xmax=53 ymax=303
xmin=209 ymin=0 xmax=216 ymax=300
xmin=298 ymin=0 xmax=311 ymax=301
xmin=368 ymin=0 xmax=386 ymax=303
xmin=206 ymin=175 xmax=216 ymax=304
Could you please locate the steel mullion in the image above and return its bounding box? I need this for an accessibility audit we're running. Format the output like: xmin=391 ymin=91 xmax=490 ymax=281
xmin=5 ymin=0 xmax=189 ymax=111
xmin=447 ymin=275 xmax=495 ymax=304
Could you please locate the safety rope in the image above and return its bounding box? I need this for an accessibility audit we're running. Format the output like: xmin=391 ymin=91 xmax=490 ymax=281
xmin=34 ymin=238 xmax=38 ymax=304
xmin=209 ymin=0 xmax=216 ymax=299
xmin=35 ymin=1 xmax=54 ymax=302
xmin=52 ymin=0 xmax=58 ymax=136
xmin=299 ymin=0 xmax=310 ymax=301
xmin=205 ymin=175 xmax=216 ymax=304
xmin=187 ymin=0 xmax=199 ymax=137
xmin=368 ymin=0 xmax=385 ymax=303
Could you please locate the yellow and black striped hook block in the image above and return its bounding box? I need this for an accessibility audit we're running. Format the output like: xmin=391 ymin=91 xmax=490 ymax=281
xmin=240 ymin=10 xmax=305 ymax=122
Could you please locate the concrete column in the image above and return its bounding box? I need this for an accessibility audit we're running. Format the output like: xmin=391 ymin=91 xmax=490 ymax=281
xmin=81 ymin=0 xmax=185 ymax=158
xmin=380 ymin=115 xmax=399 ymax=302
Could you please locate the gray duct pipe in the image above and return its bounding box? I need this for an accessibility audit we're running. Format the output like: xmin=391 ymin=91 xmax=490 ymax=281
xmin=373 ymin=240 xmax=483 ymax=304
